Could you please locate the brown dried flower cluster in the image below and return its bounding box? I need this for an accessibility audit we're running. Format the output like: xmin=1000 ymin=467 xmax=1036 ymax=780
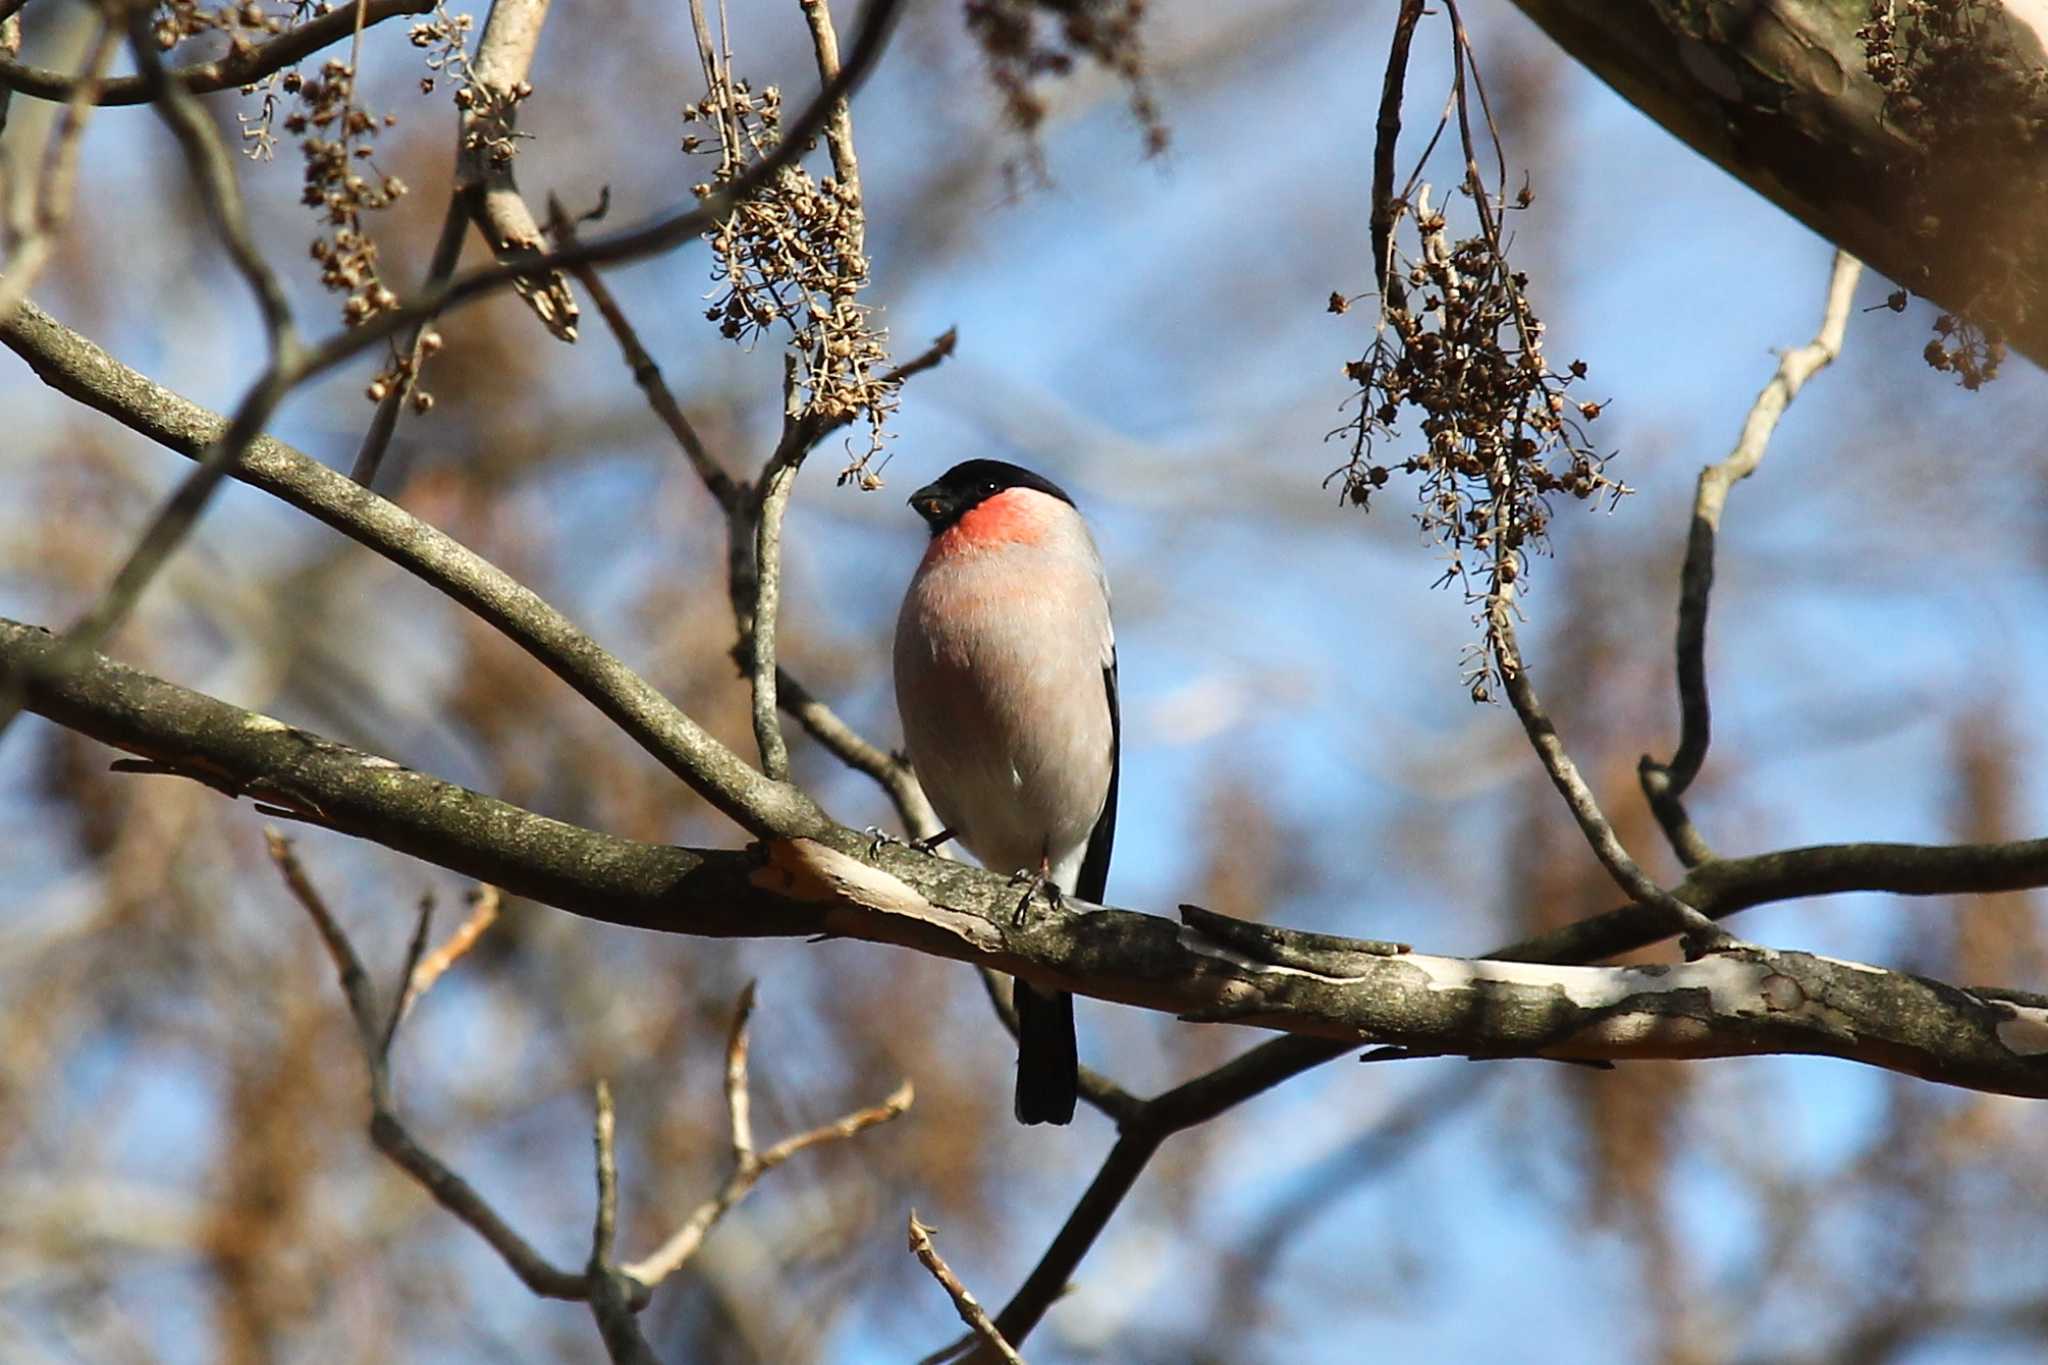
xmin=684 ymin=75 xmax=894 ymax=456
xmin=289 ymin=57 xmax=408 ymax=328
xmin=965 ymin=0 xmax=1166 ymax=157
xmin=1334 ymin=186 xmax=1621 ymax=701
xmin=155 ymin=0 xmax=298 ymax=52
xmin=1858 ymin=0 xmax=2048 ymax=388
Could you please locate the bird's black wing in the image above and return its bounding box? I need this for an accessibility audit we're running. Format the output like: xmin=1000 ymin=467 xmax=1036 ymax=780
xmin=1076 ymin=653 xmax=1119 ymax=905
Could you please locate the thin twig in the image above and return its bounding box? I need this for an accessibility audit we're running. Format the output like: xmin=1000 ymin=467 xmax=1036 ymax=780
xmin=380 ymin=891 xmax=436 ymax=1059
xmin=350 ymin=194 xmax=467 ymax=486
xmin=399 ymin=883 xmax=501 ymax=1021
xmin=731 ymin=320 xmax=957 ymax=781
xmin=1368 ymin=0 xmax=1425 ymax=307
xmin=265 ymin=828 xmax=385 ymax=1075
xmin=747 ymin=430 xmax=800 ymax=780
xmin=799 ymin=0 xmax=862 ymax=259
xmin=585 ymin=1078 xmax=661 ymax=1365
xmin=0 ymin=9 xmax=304 ymax=740
xmin=910 ymin=1212 xmax=1025 ymax=1365
xmin=269 ymin=829 xmax=591 ymax=1300
xmin=1489 ymin=595 xmax=1739 ymax=955
xmin=1639 ymin=250 xmax=1863 ymax=864
xmin=725 ymin=978 xmax=759 ymax=1160
xmin=743 ymin=0 xmax=879 ymax=780
xmin=591 ymin=1079 xmax=620 ymax=1265
xmin=777 ymin=666 xmax=938 ymax=836
xmin=0 ymin=12 xmax=119 ymax=326
xmin=0 ymin=0 xmax=908 ymax=760
xmin=548 ymin=193 xmax=739 ymax=511
xmin=0 ymin=0 xmax=432 ymax=105
xmin=622 ymin=984 xmax=911 ymax=1288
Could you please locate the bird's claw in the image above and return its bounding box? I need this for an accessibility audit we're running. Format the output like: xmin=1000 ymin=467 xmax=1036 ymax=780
xmin=862 ymin=826 xmax=898 ymax=859
xmin=1007 ymin=869 xmax=1061 ymax=926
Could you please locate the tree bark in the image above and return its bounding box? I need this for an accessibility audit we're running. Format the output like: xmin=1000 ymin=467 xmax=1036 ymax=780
xmin=1511 ymin=0 xmax=2048 ymax=368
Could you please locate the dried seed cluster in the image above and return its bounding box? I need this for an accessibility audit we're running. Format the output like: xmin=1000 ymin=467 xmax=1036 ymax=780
xmin=684 ymin=76 xmax=894 ymax=471
xmin=1334 ymin=187 xmax=1621 ymax=701
xmin=1859 ymin=0 xmax=2048 ymax=388
xmin=156 ymin=0 xmax=292 ymax=53
xmin=224 ymin=6 xmax=409 ymax=331
xmin=965 ymin=0 xmax=1166 ymax=157
xmin=290 ymin=58 xmax=408 ymax=328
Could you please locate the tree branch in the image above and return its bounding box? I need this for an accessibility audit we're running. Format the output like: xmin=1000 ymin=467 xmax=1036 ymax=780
xmin=14 ymin=617 xmax=2048 ymax=1105
xmin=0 ymin=10 xmax=305 ymax=740
xmin=454 ymin=0 xmax=577 ymax=343
xmin=0 ymin=296 xmax=820 ymax=835
xmin=1639 ymin=250 xmax=1863 ymax=865
xmin=0 ymin=0 xmax=434 ymax=106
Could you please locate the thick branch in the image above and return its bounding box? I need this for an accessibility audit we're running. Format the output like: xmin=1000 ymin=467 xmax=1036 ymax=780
xmin=1508 ymin=1 xmax=2048 ymax=367
xmin=14 ymin=616 xmax=2048 ymax=1103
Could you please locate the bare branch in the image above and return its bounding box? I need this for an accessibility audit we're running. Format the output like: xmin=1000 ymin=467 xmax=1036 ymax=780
xmin=591 ymin=1080 xmax=620 ymax=1267
xmin=622 ymin=982 xmax=911 ymax=1287
xmin=456 ymin=0 xmax=576 ymax=342
xmin=379 ymin=891 xmax=436 ymax=1059
xmin=349 ymin=195 xmax=466 ymax=486
xmin=270 ymin=832 xmax=596 ymax=1302
xmin=0 ymin=0 xmax=907 ymax=765
xmin=0 ymin=0 xmax=433 ymax=106
xmin=0 ymin=11 xmax=119 ymax=326
xmin=0 ymin=298 xmax=821 ymax=835
xmin=399 ymin=884 xmax=500 ymax=1021
xmin=1368 ymin=0 xmax=1426 ymax=306
xmin=799 ymin=0 xmax=863 ymax=257
xmin=910 ymin=1212 xmax=1025 ymax=1365
xmin=725 ymin=979 xmax=759 ymax=1162
xmin=1640 ymin=250 xmax=1864 ymax=864
xmin=0 ymin=8 xmax=306 ymax=741
xmin=265 ymin=829 xmax=386 ymax=1079
xmin=1488 ymin=596 xmax=1739 ymax=955
xmin=746 ymin=432 xmax=800 ymax=780
xmin=548 ymin=193 xmax=741 ymax=512
xmin=19 ymin=619 xmax=2048 ymax=1105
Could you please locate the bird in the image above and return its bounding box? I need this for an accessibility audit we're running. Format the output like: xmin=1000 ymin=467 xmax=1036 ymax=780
xmin=893 ymin=459 xmax=1119 ymax=1126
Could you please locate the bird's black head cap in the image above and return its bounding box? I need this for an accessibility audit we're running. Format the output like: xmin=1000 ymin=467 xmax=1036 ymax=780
xmin=908 ymin=459 xmax=1075 ymax=535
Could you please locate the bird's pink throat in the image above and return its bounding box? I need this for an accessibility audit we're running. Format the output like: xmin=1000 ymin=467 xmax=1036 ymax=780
xmin=923 ymin=489 xmax=1050 ymax=566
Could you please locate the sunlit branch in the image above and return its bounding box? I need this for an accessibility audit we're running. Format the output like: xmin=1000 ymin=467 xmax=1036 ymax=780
xmin=1639 ymin=250 xmax=1863 ymax=865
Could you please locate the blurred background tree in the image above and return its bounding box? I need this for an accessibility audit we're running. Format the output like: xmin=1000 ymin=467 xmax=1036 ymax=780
xmin=5 ymin=1 xmax=2048 ymax=1362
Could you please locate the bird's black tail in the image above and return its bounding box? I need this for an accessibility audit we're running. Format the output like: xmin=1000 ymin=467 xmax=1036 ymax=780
xmin=1013 ymin=980 xmax=1078 ymax=1125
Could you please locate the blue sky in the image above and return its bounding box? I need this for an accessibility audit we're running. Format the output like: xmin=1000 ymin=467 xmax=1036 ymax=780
xmin=7 ymin=0 xmax=2048 ymax=1359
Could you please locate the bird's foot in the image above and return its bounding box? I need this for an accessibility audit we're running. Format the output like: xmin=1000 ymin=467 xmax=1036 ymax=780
xmin=1007 ymin=867 xmax=1062 ymax=926
xmin=865 ymin=826 xmax=958 ymax=860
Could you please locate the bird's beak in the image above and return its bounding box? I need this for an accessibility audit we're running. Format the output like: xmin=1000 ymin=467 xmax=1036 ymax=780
xmin=909 ymin=483 xmax=946 ymax=522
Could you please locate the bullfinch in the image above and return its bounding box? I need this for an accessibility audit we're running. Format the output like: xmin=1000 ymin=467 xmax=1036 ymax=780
xmin=893 ymin=459 xmax=1119 ymax=1126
